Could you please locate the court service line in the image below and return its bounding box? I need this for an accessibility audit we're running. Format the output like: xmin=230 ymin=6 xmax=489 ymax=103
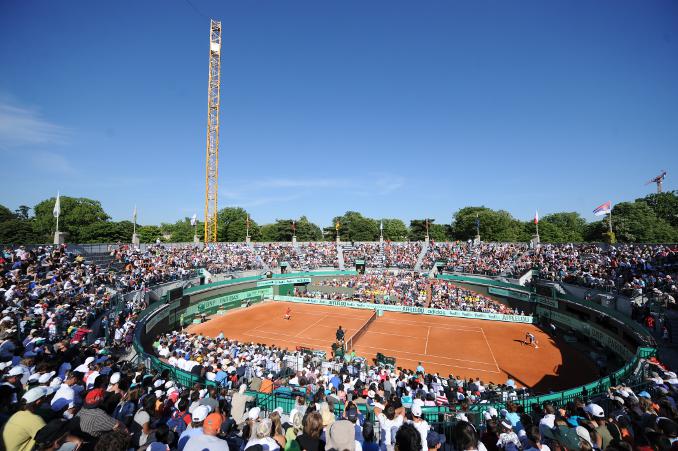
xmin=373 ymin=318 xmax=483 ymax=332
xmin=349 ymin=342 xmax=498 ymax=367
xmin=480 ymin=327 xmax=501 ymax=373
xmin=294 ymin=314 xmax=330 ymax=337
xmin=353 ymin=351 xmax=502 ymax=374
xmin=424 ymin=326 xmax=431 ymax=354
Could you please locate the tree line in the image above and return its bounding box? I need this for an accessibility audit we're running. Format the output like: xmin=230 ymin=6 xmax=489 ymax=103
xmin=0 ymin=192 xmax=676 ymax=244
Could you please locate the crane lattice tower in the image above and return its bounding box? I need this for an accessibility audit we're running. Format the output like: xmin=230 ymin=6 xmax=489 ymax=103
xmin=204 ymin=19 xmax=222 ymax=243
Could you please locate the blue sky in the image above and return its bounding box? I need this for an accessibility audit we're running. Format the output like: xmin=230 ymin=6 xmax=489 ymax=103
xmin=1 ymin=0 xmax=677 ymax=227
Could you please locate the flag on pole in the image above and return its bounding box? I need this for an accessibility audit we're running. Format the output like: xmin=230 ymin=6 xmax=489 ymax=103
xmin=53 ymin=192 xmax=61 ymax=218
xmin=246 ymin=215 xmax=250 ymax=228
xmin=335 ymin=221 xmax=340 ymax=231
xmin=534 ymin=210 xmax=539 ymax=225
xmin=593 ymin=201 xmax=612 ymax=216
xmin=380 ymin=220 xmax=383 ymax=231
xmin=292 ymin=220 xmax=296 ymax=233
xmin=133 ymin=205 xmax=138 ymax=223
xmin=190 ymin=213 xmax=197 ymax=226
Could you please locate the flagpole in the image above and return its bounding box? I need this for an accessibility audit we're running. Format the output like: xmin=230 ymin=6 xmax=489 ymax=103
xmin=55 ymin=192 xmax=60 ymax=234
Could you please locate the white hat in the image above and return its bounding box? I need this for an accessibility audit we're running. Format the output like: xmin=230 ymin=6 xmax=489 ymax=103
xmin=23 ymin=386 xmax=49 ymax=403
xmin=411 ymin=404 xmax=422 ymax=417
xmin=367 ymin=390 xmax=375 ymax=398
xmin=38 ymin=371 xmax=55 ymax=384
xmin=192 ymin=405 xmax=210 ymax=422
xmin=7 ymin=367 xmax=23 ymax=377
xmin=50 ymin=377 xmax=63 ymax=388
xmin=584 ymin=403 xmax=604 ymax=418
xmin=248 ymin=406 xmax=261 ymax=420
xmin=153 ymin=379 xmax=163 ymax=388
xmin=84 ymin=357 xmax=95 ymax=366
xmin=154 ymin=389 xmax=163 ymax=398
xmin=109 ymin=372 xmax=121 ymax=385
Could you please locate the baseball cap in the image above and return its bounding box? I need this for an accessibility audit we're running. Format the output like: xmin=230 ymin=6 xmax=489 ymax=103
xmin=109 ymin=372 xmax=121 ymax=385
xmin=6 ymin=367 xmax=23 ymax=377
xmin=23 ymin=386 xmax=50 ymax=403
xmin=638 ymin=391 xmax=651 ymax=399
xmin=248 ymin=406 xmax=261 ymax=420
xmin=584 ymin=403 xmax=605 ymax=418
xmin=192 ymin=405 xmax=210 ymax=423
xmin=204 ymin=413 xmax=224 ymax=434
xmin=411 ymin=405 xmax=422 ymax=417
xmin=427 ymin=430 xmax=446 ymax=448
xmin=84 ymin=388 xmax=105 ymax=406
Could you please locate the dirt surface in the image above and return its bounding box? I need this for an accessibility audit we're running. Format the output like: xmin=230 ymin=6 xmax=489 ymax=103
xmin=187 ymin=301 xmax=599 ymax=391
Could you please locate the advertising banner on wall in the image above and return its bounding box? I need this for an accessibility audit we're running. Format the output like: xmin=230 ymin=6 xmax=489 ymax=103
xmin=274 ymin=295 xmax=533 ymax=323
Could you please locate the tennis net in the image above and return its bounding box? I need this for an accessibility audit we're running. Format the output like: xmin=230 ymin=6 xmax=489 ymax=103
xmin=346 ymin=310 xmax=377 ymax=351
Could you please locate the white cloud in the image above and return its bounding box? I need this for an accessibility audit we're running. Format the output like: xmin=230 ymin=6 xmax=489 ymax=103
xmin=0 ymin=100 xmax=70 ymax=149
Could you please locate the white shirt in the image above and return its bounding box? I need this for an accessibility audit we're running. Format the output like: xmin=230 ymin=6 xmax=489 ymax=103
xmin=377 ymin=413 xmax=404 ymax=448
xmin=51 ymin=383 xmax=75 ymax=411
xmin=409 ymin=419 xmax=429 ymax=451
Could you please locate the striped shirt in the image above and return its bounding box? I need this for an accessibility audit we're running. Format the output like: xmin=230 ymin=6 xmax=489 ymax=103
xmin=75 ymin=407 xmax=118 ymax=437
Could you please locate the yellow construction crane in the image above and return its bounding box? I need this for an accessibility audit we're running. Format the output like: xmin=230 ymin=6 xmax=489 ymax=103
xmin=204 ymin=19 xmax=222 ymax=243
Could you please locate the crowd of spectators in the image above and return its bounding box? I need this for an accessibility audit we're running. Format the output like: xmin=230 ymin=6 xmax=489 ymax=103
xmin=519 ymin=244 xmax=678 ymax=299
xmin=305 ymin=271 xmax=520 ymax=314
xmin=344 ymin=243 xmax=423 ymax=270
xmin=254 ymin=243 xmax=338 ymax=270
xmin=421 ymin=243 xmax=529 ymax=277
xmin=1 ymin=240 xmax=677 ymax=451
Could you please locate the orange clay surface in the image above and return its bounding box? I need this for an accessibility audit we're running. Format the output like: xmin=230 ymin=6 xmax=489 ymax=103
xmin=187 ymin=301 xmax=599 ymax=391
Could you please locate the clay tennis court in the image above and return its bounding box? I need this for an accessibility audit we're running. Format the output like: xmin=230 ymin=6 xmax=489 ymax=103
xmin=187 ymin=301 xmax=598 ymax=391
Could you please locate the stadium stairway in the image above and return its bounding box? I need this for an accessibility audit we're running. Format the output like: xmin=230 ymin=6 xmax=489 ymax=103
xmin=414 ymin=240 xmax=429 ymax=271
xmin=337 ymin=244 xmax=346 ymax=270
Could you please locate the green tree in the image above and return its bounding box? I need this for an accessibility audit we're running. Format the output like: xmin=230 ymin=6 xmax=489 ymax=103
xmin=294 ymin=216 xmax=323 ymax=241
xmin=259 ymin=223 xmax=278 ymax=242
xmin=409 ymin=219 xmax=438 ymax=241
xmin=612 ymin=202 xmax=676 ymax=243
xmin=79 ymin=221 xmax=134 ymax=243
xmin=0 ymin=205 xmax=15 ymax=223
xmin=33 ymin=196 xmax=110 ymax=243
xmin=138 ymin=225 xmax=163 ymax=243
xmin=638 ymin=191 xmax=678 ymax=228
xmin=541 ymin=212 xmax=586 ymax=242
xmin=331 ymin=212 xmax=379 ymax=241
xmin=380 ymin=219 xmax=409 ymax=241
xmin=451 ymin=207 xmax=524 ymax=242
xmin=160 ymin=218 xmax=204 ymax=242
xmin=0 ymin=220 xmax=41 ymax=244
xmin=216 ymin=207 xmax=259 ymax=241
xmin=14 ymin=205 xmax=30 ymax=220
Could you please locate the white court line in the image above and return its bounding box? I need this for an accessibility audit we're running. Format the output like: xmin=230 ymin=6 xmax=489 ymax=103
xmin=242 ymin=330 xmax=330 ymax=347
xmin=480 ymin=327 xmax=501 ymax=373
xmin=424 ymin=326 xmax=431 ymax=354
xmin=374 ymin=318 xmax=483 ymax=332
xmin=349 ymin=342 xmax=499 ymax=367
xmin=239 ymin=330 xmax=499 ymax=373
xmin=294 ymin=314 xmax=329 ymax=337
